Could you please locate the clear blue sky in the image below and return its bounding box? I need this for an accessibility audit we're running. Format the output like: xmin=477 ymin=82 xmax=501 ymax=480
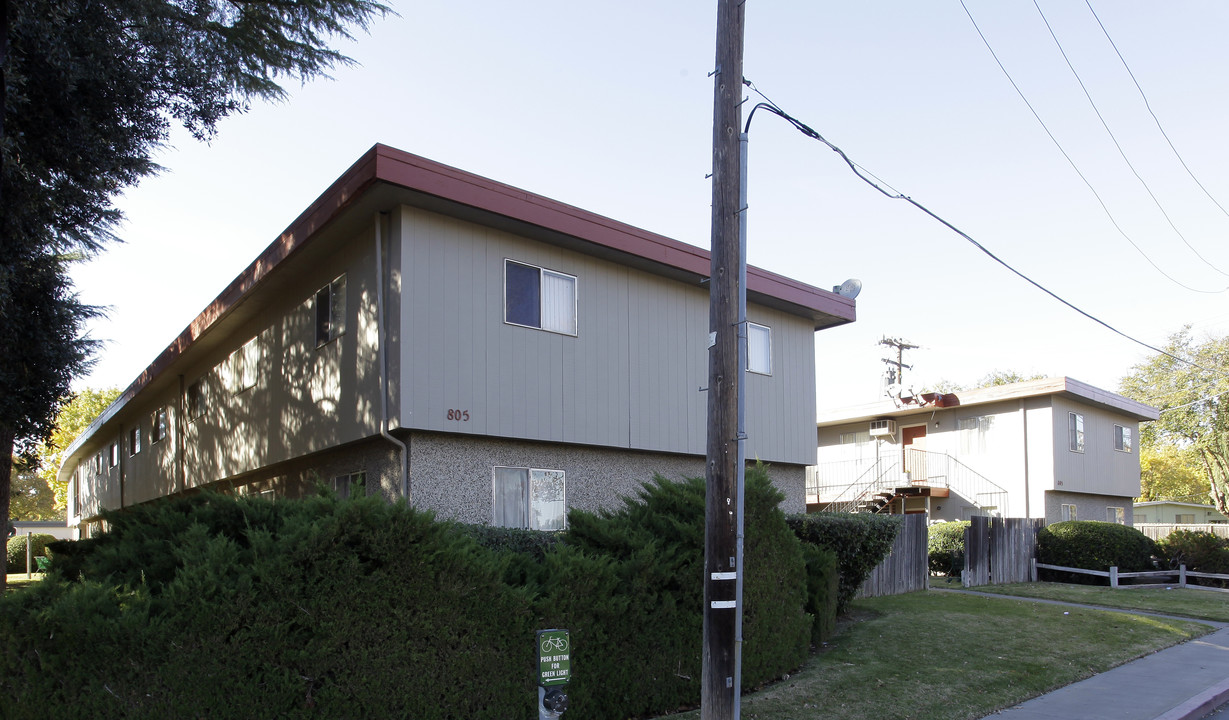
xmin=72 ymin=0 xmax=1229 ymax=411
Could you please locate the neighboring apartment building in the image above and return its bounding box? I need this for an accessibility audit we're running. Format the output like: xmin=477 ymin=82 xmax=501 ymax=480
xmin=1133 ymin=501 xmax=1227 ymax=525
xmin=60 ymin=144 xmax=856 ymax=537
xmin=810 ymin=377 xmax=1158 ymax=524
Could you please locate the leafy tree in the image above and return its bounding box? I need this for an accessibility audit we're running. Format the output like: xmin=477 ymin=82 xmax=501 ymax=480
xmin=34 ymin=388 xmax=122 ymax=512
xmin=974 ymin=370 xmax=1045 ymax=388
xmin=1119 ymin=328 xmax=1229 ymax=516
xmin=9 ymin=457 xmax=57 ymax=521
xmin=1 ymin=0 xmax=389 ymax=588
xmin=1138 ymin=444 xmax=1210 ymax=503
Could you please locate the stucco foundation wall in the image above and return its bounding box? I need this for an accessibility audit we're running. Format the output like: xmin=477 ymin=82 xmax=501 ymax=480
xmin=407 ymin=432 xmax=805 ymax=525
xmin=1043 ymin=490 xmax=1134 ymax=526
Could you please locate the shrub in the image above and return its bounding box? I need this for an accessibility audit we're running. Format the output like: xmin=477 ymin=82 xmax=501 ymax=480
xmin=547 ymin=464 xmax=812 ymax=719
xmin=1158 ymin=530 xmax=1229 ymax=587
xmin=6 ymin=533 xmax=57 ymax=571
xmin=4 ymin=493 xmax=537 ymax=720
xmin=787 ymin=512 xmax=901 ymax=613
xmin=1036 ymin=521 xmax=1157 ymax=584
xmin=800 ymin=543 xmax=839 ymax=644
xmin=927 ymin=521 xmax=971 ymax=576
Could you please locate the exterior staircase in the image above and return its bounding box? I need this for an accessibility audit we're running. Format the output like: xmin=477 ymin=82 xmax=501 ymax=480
xmin=807 ymin=449 xmax=1008 ymax=516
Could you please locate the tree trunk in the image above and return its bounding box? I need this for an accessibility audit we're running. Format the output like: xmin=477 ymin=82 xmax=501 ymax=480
xmin=1 ymin=428 xmax=14 ymax=593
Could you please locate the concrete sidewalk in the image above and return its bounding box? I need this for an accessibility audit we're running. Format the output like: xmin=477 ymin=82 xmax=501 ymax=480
xmin=948 ymin=590 xmax=1229 ymax=720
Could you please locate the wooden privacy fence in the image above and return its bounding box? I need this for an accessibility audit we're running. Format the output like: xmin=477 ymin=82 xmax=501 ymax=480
xmin=857 ymin=513 xmax=928 ymax=599
xmin=1135 ymin=524 xmax=1229 ymax=541
xmin=963 ymin=516 xmax=1045 ymax=588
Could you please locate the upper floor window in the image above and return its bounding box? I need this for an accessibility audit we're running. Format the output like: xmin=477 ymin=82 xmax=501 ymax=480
xmin=1068 ymin=412 xmax=1084 ymax=453
xmin=229 ymin=338 xmax=260 ymax=393
xmin=129 ymin=426 xmax=141 ymax=456
xmin=151 ymin=407 xmax=168 ymax=444
xmin=504 ymin=260 xmax=576 ymax=336
xmin=747 ymin=322 xmax=772 ymax=375
xmin=958 ymin=415 xmax=993 ymax=455
xmin=108 ymin=442 xmax=119 ymax=468
xmin=493 ymin=466 xmax=566 ymax=530
xmin=187 ymin=378 xmax=207 ymax=420
xmin=1114 ymin=425 xmax=1132 ymax=453
xmin=315 ymin=274 xmax=347 ymax=347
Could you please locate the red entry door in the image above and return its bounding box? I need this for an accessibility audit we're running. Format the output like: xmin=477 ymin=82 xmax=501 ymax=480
xmin=901 ymin=425 xmax=927 ymax=481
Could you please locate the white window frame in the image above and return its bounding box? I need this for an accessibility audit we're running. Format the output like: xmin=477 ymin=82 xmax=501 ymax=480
xmin=1068 ymin=412 xmax=1085 ymax=453
xmin=504 ymin=259 xmax=577 ymax=336
xmin=108 ymin=442 xmax=119 ymax=469
xmin=151 ymin=407 xmax=168 ymax=444
xmin=1114 ymin=425 xmax=1132 ymax=453
xmin=492 ymin=466 xmax=567 ymax=531
xmin=958 ymin=415 xmax=993 ymax=455
xmin=1061 ymin=503 xmax=1077 ymax=521
xmin=747 ymin=322 xmax=772 ymax=375
xmin=129 ymin=426 xmax=141 ymax=457
xmin=187 ymin=378 xmax=207 ymax=420
xmin=333 ymin=471 xmax=365 ymax=500
xmin=315 ymin=274 xmax=347 ymax=347
xmin=1176 ymin=513 xmax=1196 ymax=524
xmin=229 ymin=338 xmax=260 ymax=394
xmin=1107 ymin=506 xmax=1125 ymax=524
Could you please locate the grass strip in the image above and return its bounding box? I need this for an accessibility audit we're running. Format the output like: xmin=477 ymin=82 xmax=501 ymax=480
xmin=961 ymin=580 xmax=1229 ymax=623
xmin=655 ymin=589 xmax=1210 ymax=720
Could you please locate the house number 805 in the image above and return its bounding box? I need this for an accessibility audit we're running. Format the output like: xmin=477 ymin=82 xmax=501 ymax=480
xmin=447 ymin=409 xmax=470 ymax=422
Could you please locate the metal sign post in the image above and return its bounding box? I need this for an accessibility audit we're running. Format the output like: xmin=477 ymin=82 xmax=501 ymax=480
xmin=537 ymin=629 xmax=571 ymax=719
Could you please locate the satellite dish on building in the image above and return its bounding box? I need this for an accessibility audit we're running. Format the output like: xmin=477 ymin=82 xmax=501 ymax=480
xmin=833 ymin=278 xmax=862 ymax=299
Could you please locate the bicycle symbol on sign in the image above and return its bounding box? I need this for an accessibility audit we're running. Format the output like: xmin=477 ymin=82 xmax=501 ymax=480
xmin=540 ymin=634 xmax=569 ymax=654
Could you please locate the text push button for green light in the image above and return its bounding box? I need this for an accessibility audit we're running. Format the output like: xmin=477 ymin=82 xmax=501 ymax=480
xmin=537 ymin=629 xmax=570 ymax=686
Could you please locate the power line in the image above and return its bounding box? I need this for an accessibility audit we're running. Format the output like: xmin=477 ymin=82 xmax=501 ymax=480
xmin=1086 ymin=0 xmax=1229 ymax=226
xmin=958 ymin=0 xmax=1227 ymax=294
xmin=1032 ymin=0 xmax=1229 ymax=277
xmin=740 ymin=81 xmax=1228 ymax=381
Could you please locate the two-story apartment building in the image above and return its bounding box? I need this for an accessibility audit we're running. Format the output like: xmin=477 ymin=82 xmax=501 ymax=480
xmin=810 ymin=377 xmax=1158 ymax=524
xmin=60 ymin=144 xmax=856 ymax=536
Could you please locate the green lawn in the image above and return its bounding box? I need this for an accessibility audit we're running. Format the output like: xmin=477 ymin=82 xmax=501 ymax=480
xmin=962 ymin=580 xmax=1229 ymax=622
xmin=654 ymin=588 xmax=1213 ymax=720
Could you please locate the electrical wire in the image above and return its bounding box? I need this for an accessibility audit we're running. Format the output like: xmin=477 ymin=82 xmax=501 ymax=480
xmin=959 ymin=0 xmax=1227 ymax=294
xmin=740 ymin=80 xmax=1228 ymax=380
xmin=1086 ymin=0 xmax=1229 ymax=225
xmin=1033 ymin=0 xmax=1229 ymax=277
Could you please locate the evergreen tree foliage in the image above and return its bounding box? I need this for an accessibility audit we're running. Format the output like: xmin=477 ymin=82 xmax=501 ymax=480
xmin=0 ymin=0 xmax=389 ymax=589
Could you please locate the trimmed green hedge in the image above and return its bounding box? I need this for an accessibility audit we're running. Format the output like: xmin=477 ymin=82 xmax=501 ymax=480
xmin=786 ymin=512 xmax=900 ymax=613
xmin=1158 ymin=530 xmax=1229 ymax=587
xmin=6 ymin=533 xmax=57 ymax=571
xmin=1 ymin=466 xmax=829 ymax=720
xmin=1036 ymin=521 xmax=1156 ymax=584
xmin=927 ymin=521 xmax=970 ymax=576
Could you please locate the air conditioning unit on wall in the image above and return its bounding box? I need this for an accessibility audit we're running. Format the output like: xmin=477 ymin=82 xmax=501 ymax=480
xmin=869 ymin=419 xmax=897 ymax=437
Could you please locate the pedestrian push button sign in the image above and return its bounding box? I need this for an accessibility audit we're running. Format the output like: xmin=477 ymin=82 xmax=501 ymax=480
xmin=537 ymin=629 xmax=571 ymax=687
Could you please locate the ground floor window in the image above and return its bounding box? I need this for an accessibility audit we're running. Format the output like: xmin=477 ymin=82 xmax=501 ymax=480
xmin=1061 ymin=503 xmax=1077 ymax=521
xmin=333 ymin=472 xmax=365 ymax=500
xmin=493 ymin=467 xmax=566 ymax=530
xmin=1106 ymin=506 xmax=1125 ymax=524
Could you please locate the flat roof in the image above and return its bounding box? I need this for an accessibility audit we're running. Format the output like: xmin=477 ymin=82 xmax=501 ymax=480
xmin=817 ymin=376 xmax=1159 ymax=426
xmin=64 ymin=144 xmax=856 ymax=469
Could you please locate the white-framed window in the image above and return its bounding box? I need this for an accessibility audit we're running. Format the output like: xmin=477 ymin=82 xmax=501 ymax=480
xmin=1133 ymin=513 xmax=1147 ymax=525
xmin=504 ymin=260 xmax=577 ymax=336
xmin=958 ymin=415 xmax=994 ymax=455
xmin=1068 ymin=412 xmax=1084 ymax=453
xmin=129 ymin=426 xmax=141 ymax=457
xmin=187 ymin=378 xmax=207 ymax=420
xmin=315 ymin=274 xmax=347 ymax=347
xmin=1176 ymin=513 xmax=1196 ymax=524
xmin=747 ymin=322 xmax=772 ymax=375
xmin=1114 ymin=425 xmax=1132 ymax=453
xmin=493 ymin=467 xmax=567 ymax=530
xmin=151 ymin=407 xmax=168 ymax=444
xmin=333 ymin=472 xmax=365 ymax=500
xmin=1107 ymin=506 xmax=1125 ymax=524
xmin=1061 ymin=503 xmax=1078 ymax=521
xmin=108 ymin=442 xmax=119 ymax=469
xmin=229 ymin=338 xmax=259 ymax=394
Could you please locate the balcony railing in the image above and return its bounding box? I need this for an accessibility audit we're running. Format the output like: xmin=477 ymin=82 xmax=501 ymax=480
xmin=807 ymin=448 xmax=1009 ymax=516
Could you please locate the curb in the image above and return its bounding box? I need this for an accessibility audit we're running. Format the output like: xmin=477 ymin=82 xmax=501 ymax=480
xmin=1152 ymin=677 xmax=1229 ymax=720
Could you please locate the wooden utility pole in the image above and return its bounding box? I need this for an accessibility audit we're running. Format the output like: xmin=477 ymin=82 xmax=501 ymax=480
xmin=702 ymin=0 xmax=745 ymax=717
